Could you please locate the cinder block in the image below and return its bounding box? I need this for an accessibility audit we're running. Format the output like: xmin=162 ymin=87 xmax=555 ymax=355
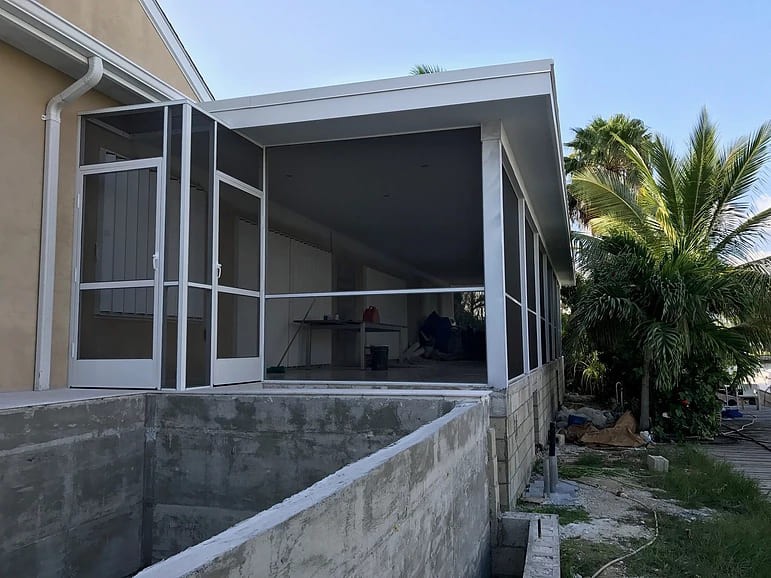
xmin=646 ymin=455 xmax=669 ymax=473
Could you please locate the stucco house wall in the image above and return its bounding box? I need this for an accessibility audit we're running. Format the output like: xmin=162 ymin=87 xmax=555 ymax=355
xmin=0 ymin=40 xmax=116 ymax=390
xmin=36 ymin=0 xmax=199 ymax=99
xmin=0 ymin=0 xmax=204 ymax=390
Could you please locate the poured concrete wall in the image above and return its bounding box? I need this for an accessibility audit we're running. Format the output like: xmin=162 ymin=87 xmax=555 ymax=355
xmin=493 ymin=512 xmax=560 ymax=578
xmin=491 ymin=358 xmax=563 ymax=509
xmin=144 ymin=394 xmax=456 ymax=562
xmin=136 ymin=399 xmax=491 ymax=578
xmin=0 ymin=395 xmax=146 ymax=578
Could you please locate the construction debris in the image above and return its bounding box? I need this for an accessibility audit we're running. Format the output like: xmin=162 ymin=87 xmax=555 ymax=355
xmin=647 ymin=455 xmax=670 ymax=472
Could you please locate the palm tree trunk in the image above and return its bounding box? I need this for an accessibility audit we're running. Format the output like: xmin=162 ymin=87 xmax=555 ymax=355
xmin=640 ymin=349 xmax=651 ymax=431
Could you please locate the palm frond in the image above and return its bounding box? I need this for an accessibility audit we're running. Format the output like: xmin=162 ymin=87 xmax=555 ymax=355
xmin=680 ymin=108 xmax=719 ymax=234
xmin=410 ymin=64 xmax=445 ymax=75
xmin=712 ymin=206 xmax=771 ymax=262
xmin=705 ymin=123 xmax=771 ymax=250
xmin=571 ymin=168 xmax=662 ymax=251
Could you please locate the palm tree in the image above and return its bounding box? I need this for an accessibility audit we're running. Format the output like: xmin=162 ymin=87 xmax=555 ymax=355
xmin=565 ymin=115 xmax=651 ymax=225
xmin=410 ymin=64 xmax=445 ymax=75
xmin=570 ymin=110 xmax=771 ymax=430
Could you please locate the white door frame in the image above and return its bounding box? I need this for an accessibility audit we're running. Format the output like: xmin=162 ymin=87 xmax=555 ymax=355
xmin=211 ymin=171 xmax=265 ymax=385
xmin=69 ymin=157 xmax=165 ymax=388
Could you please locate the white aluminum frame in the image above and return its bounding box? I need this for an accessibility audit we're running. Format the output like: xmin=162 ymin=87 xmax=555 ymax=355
xmin=265 ymin=286 xmax=484 ymax=300
xmin=502 ymin=156 xmax=530 ymax=385
xmin=211 ymin=171 xmax=265 ymax=385
xmin=68 ymin=153 xmax=166 ymax=389
xmin=480 ymin=121 xmax=507 ymax=390
xmin=174 ymin=103 xmax=193 ymax=389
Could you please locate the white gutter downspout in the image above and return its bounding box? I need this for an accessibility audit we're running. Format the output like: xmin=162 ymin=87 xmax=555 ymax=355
xmin=34 ymin=56 xmax=103 ymax=390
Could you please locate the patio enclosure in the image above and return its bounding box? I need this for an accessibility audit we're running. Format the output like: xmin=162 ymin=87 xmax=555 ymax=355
xmin=68 ymin=102 xmax=561 ymax=389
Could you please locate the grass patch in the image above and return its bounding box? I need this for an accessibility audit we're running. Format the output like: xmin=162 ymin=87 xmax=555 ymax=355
xmin=627 ymin=446 xmax=771 ymax=576
xmin=561 ymin=538 xmax=626 ymax=578
xmin=559 ymin=463 xmax=602 ymax=479
xmin=518 ymin=504 xmax=590 ymax=525
xmin=566 ymin=445 xmax=771 ymax=577
xmin=643 ymin=446 xmax=765 ymax=514
xmin=574 ymin=452 xmax=607 ymax=468
xmin=626 ymin=512 xmax=771 ymax=577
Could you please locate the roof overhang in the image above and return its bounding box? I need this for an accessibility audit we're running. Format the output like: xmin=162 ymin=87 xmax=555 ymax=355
xmin=0 ymin=0 xmax=190 ymax=104
xmin=202 ymin=60 xmax=574 ymax=284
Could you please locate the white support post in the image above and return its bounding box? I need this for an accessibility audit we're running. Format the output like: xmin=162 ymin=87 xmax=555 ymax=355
xmin=176 ymin=104 xmax=192 ymax=390
xmin=481 ymin=121 xmax=508 ymax=390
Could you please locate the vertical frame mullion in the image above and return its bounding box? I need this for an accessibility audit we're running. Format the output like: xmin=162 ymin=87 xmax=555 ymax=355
xmin=534 ymin=230 xmax=541 ymax=368
xmin=544 ymin=258 xmax=549 ymax=362
xmin=151 ymin=106 xmax=168 ymax=389
xmin=518 ymin=198 xmax=529 ymax=373
xmin=208 ymin=120 xmax=217 ymax=386
xmin=259 ymin=147 xmax=267 ymax=381
xmin=68 ymin=116 xmax=85 ymax=386
xmin=176 ymin=103 xmax=192 ymax=390
xmin=211 ymin=173 xmax=220 ymax=382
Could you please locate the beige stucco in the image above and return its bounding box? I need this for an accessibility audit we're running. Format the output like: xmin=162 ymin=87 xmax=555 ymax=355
xmin=37 ymin=0 xmax=200 ymax=100
xmin=0 ymin=41 xmax=116 ymax=390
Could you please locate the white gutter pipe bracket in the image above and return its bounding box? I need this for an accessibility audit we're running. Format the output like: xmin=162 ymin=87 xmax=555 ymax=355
xmin=35 ymin=56 xmax=103 ymax=390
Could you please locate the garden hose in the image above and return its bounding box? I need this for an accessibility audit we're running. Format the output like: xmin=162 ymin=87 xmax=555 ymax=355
xmin=574 ymin=479 xmax=660 ymax=578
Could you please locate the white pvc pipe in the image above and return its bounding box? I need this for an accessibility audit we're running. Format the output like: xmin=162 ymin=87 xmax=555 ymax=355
xmin=35 ymin=56 xmax=103 ymax=390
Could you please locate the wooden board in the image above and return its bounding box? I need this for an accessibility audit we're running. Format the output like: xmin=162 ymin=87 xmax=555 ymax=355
xmin=702 ymin=407 xmax=771 ymax=497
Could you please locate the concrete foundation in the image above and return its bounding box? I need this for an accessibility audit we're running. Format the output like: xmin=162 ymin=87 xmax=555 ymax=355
xmin=1 ymin=357 xmax=564 ymax=577
xmin=0 ymin=395 xmax=146 ymax=577
xmin=1 ymin=390 xmax=491 ymax=577
xmin=137 ymin=399 xmax=491 ymax=577
xmin=144 ymin=393 xmax=458 ymax=563
xmin=490 ymin=359 xmax=564 ymax=509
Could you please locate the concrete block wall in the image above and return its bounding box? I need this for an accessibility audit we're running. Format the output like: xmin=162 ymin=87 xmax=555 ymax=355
xmin=493 ymin=512 xmax=560 ymax=578
xmin=490 ymin=358 xmax=564 ymax=509
xmin=144 ymin=394 xmax=457 ymax=562
xmin=136 ymin=399 xmax=492 ymax=578
xmin=532 ymin=360 xmax=563 ymax=448
xmin=0 ymin=395 xmax=146 ymax=578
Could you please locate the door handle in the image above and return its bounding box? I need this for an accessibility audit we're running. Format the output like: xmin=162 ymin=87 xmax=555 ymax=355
xmin=152 ymin=252 xmax=159 ymax=271
xmin=216 ymin=263 xmax=222 ymax=279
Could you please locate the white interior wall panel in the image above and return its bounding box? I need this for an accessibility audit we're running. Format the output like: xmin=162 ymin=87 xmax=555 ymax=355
xmin=266 ymin=232 xmax=332 ymax=367
xmin=289 ymin=240 xmax=332 ymax=366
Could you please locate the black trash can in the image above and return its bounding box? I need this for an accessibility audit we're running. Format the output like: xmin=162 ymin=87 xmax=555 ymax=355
xmin=370 ymin=345 xmax=389 ymax=370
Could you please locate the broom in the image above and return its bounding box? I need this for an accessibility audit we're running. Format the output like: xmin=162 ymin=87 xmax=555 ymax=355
xmin=266 ymin=298 xmax=316 ymax=374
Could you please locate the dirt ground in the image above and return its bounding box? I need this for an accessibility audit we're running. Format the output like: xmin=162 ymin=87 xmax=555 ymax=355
xmin=525 ymin=445 xmax=713 ymax=578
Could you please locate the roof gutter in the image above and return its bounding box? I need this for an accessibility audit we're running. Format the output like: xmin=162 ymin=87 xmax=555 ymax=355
xmin=35 ymin=56 xmax=103 ymax=390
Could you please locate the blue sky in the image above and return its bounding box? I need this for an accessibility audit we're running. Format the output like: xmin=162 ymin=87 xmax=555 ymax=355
xmin=160 ymin=0 xmax=771 ymax=236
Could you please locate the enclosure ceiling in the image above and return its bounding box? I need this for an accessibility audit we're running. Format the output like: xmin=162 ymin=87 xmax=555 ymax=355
xmin=267 ymin=129 xmax=484 ymax=284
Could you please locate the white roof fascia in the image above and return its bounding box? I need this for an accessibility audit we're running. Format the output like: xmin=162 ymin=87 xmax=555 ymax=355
xmin=547 ymin=62 xmax=575 ymax=284
xmin=138 ymin=0 xmax=213 ymax=101
xmin=203 ymin=60 xmax=554 ymax=128
xmin=0 ymin=0 xmax=189 ymax=103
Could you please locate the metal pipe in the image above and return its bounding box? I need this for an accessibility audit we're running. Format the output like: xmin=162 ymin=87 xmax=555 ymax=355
xmin=548 ymin=421 xmax=558 ymax=493
xmin=35 ymin=56 xmax=104 ymax=389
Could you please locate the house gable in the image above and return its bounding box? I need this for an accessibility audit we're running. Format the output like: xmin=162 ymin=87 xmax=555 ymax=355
xmin=36 ymin=0 xmax=210 ymax=101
